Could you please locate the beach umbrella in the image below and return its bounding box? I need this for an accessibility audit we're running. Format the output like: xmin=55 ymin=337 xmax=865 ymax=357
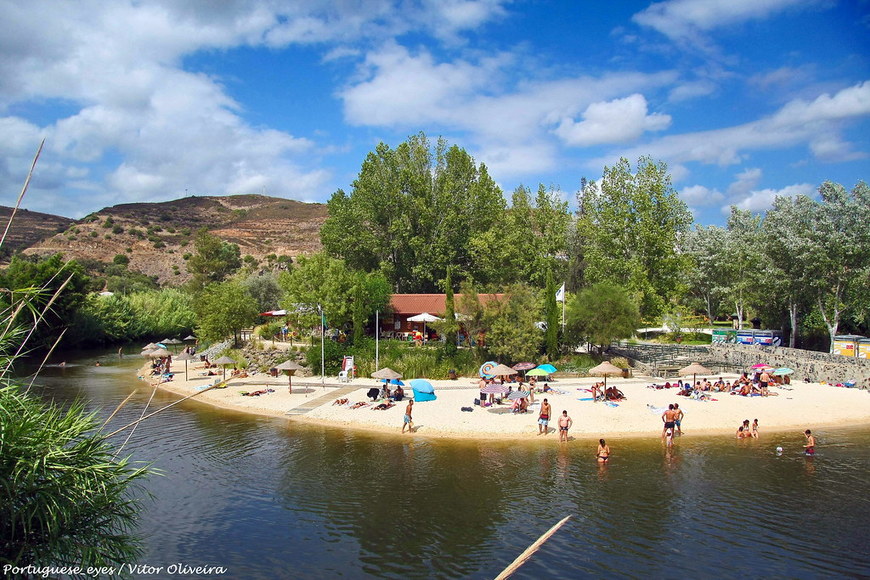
xmin=175 ymin=351 xmax=195 ymax=381
xmin=140 ymin=348 xmax=157 ymax=358
xmin=275 ymin=359 xmax=303 ymax=391
xmin=772 ymin=367 xmax=794 ymax=376
xmin=507 ymin=390 xmax=530 ymax=401
xmin=480 ymin=383 xmax=509 ymax=395
xmin=512 ymin=362 xmax=536 ymax=371
xmin=479 ymin=361 xmax=498 ymax=378
xmin=147 ymin=348 xmax=171 ymax=359
xmin=489 ymin=363 xmax=518 ymax=377
xmin=526 ymin=368 xmax=549 ymax=377
xmin=679 ymin=362 xmax=713 ymax=385
xmin=372 ymin=367 xmax=403 ymax=380
xmin=142 ymin=342 xmax=158 ymax=351
xmin=537 ymin=364 xmax=558 ymax=374
xmin=407 ymin=312 xmax=441 ymax=337
xmin=183 ymin=335 xmax=197 ymax=341
xmin=381 ymin=378 xmax=405 ymax=386
xmin=163 ymin=338 xmax=182 ymax=352
xmin=588 ymin=361 xmax=624 ymax=388
xmin=213 ymin=355 xmax=237 ymax=381
xmin=751 ymin=363 xmax=773 ymax=370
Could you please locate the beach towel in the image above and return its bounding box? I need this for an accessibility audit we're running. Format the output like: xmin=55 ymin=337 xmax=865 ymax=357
xmin=577 ymin=397 xmax=594 ymax=401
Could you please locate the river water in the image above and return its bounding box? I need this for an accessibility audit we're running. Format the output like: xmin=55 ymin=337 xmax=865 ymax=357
xmin=26 ymin=350 xmax=870 ymax=579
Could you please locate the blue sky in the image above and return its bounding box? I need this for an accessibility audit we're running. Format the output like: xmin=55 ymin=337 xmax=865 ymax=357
xmin=0 ymin=0 xmax=868 ymax=225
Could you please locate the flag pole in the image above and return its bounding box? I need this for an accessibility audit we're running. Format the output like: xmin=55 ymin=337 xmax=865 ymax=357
xmin=375 ymin=310 xmax=379 ymax=370
xmin=319 ymin=304 xmax=325 ymax=389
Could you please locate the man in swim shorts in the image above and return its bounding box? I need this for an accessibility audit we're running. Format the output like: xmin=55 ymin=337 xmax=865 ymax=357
xmin=538 ymin=398 xmax=552 ymax=435
xmin=662 ymin=404 xmax=677 ymax=439
xmin=673 ymin=403 xmax=684 ymax=436
xmin=402 ymin=400 xmax=414 ymax=433
xmin=759 ymin=369 xmax=771 ymax=396
xmin=558 ymin=410 xmax=572 ymax=442
xmin=804 ymin=429 xmax=815 ymax=456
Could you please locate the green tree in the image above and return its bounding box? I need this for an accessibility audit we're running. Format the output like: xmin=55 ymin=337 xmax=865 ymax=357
xmin=806 ymin=181 xmax=870 ymax=350
xmin=544 ymin=270 xmax=559 ymax=359
xmin=0 ymin=254 xmax=92 ymax=348
xmin=457 ymin=280 xmax=487 ymax=360
xmin=574 ymin=157 xmax=693 ymax=318
xmin=186 ymin=228 xmax=241 ymax=291
xmin=761 ymin=195 xmax=818 ymax=347
xmin=565 ymin=282 xmax=640 ymax=353
xmin=483 ymin=283 xmax=542 ymax=362
xmin=321 ymin=133 xmax=506 ymax=291
xmin=243 ymin=272 xmax=284 ymax=314
xmin=719 ymin=208 xmax=767 ymax=329
xmin=280 ymin=253 xmax=389 ymax=339
xmin=195 ymin=281 xmax=258 ymax=344
xmin=441 ymin=268 xmax=459 ymax=356
xmin=683 ymin=225 xmax=729 ymax=324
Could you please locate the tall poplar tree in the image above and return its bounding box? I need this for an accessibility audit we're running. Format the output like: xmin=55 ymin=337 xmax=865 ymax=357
xmin=574 ymin=157 xmax=693 ymax=318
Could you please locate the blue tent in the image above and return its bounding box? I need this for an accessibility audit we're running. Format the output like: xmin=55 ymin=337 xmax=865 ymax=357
xmin=410 ymin=379 xmax=437 ymax=402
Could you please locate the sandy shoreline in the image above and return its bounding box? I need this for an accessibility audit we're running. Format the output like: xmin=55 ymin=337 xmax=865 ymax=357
xmin=141 ymin=357 xmax=870 ymax=441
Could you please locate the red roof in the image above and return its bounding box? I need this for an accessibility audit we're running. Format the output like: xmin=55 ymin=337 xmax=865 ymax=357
xmin=389 ymin=294 xmax=504 ymax=315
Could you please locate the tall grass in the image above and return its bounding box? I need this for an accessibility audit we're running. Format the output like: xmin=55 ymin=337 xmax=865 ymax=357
xmin=1 ymin=142 xmax=152 ymax=570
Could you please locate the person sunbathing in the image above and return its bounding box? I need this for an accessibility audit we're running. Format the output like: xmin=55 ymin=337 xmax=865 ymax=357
xmin=333 ymin=398 xmax=349 ymax=405
xmin=351 ymin=401 xmax=368 ymax=409
xmin=373 ymin=402 xmax=394 ymax=410
xmin=605 ymin=387 xmax=626 ymax=401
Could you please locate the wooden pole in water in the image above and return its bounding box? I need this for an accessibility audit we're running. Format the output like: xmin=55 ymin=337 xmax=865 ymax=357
xmin=494 ymin=515 xmax=571 ymax=580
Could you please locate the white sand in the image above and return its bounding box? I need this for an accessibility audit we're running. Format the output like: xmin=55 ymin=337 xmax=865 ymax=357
xmin=144 ymin=358 xmax=870 ymax=441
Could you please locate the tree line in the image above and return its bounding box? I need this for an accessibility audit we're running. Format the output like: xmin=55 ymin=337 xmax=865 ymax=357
xmin=1 ymin=133 xmax=867 ymax=357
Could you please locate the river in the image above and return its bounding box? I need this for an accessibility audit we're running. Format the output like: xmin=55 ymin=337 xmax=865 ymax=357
xmin=26 ymin=349 xmax=870 ymax=579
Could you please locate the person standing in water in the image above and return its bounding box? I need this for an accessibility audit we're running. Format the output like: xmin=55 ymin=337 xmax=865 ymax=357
xmin=558 ymin=410 xmax=573 ymax=442
xmin=596 ymin=439 xmax=611 ymax=463
xmin=804 ymin=429 xmax=816 ymax=456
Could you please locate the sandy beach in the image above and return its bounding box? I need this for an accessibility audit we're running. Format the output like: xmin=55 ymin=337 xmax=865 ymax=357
xmin=143 ymin=356 xmax=870 ymax=441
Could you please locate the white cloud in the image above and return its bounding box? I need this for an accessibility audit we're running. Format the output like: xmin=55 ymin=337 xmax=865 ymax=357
xmin=632 ymin=0 xmax=811 ymax=43
xmin=589 ymin=81 xmax=870 ymax=171
xmin=553 ymin=94 xmax=671 ymax=146
xmin=680 ymin=184 xmax=724 ymax=206
xmin=729 ymin=182 xmax=815 ymax=213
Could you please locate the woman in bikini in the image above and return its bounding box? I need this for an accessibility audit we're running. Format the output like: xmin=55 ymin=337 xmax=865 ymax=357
xmin=596 ymin=439 xmax=611 ymax=463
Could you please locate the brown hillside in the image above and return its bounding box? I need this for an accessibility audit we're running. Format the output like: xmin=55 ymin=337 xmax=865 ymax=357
xmin=22 ymin=195 xmax=327 ymax=284
xmin=0 ymin=207 xmax=74 ymax=255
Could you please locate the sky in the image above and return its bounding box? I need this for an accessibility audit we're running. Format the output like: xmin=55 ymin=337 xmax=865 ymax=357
xmin=0 ymin=0 xmax=868 ymax=225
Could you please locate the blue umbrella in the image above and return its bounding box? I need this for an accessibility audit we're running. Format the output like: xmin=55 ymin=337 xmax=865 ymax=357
xmin=381 ymin=378 xmax=405 ymax=386
xmin=410 ymin=379 xmax=434 ymax=393
xmin=538 ymin=364 xmax=557 ymax=374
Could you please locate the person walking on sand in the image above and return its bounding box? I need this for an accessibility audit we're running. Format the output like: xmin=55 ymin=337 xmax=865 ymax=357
xmin=662 ymin=404 xmax=677 ymax=439
xmin=596 ymin=439 xmax=611 ymax=463
xmin=558 ymin=410 xmax=572 ymax=442
xmin=804 ymin=429 xmax=815 ymax=456
xmin=538 ymin=398 xmax=552 ymax=435
xmin=402 ymin=400 xmax=414 ymax=433
xmin=674 ymin=403 xmax=684 ymax=436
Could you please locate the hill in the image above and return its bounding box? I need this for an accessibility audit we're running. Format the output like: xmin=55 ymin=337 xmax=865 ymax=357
xmin=22 ymin=194 xmax=327 ymax=284
xmin=0 ymin=207 xmax=75 ymax=256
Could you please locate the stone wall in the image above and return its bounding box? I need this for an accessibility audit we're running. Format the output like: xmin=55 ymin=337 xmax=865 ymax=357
xmin=707 ymin=344 xmax=870 ymax=389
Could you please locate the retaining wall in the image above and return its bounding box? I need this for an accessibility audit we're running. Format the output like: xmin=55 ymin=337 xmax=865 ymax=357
xmin=707 ymin=344 xmax=870 ymax=389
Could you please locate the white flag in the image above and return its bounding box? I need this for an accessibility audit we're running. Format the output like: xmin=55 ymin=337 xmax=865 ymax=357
xmin=555 ymin=283 xmax=565 ymax=302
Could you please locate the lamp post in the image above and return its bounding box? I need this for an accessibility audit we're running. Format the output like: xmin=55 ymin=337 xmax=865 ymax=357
xmin=319 ymin=304 xmax=325 ymax=389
